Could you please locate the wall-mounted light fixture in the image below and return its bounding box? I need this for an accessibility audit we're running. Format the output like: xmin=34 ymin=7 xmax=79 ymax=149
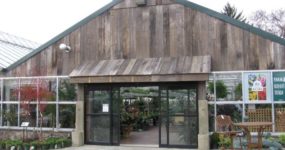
xmin=136 ymin=0 xmax=146 ymax=6
xmin=59 ymin=43 xmax=71 ymax=53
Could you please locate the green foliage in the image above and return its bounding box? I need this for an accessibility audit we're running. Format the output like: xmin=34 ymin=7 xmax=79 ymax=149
xmin=208 ymin=81 xmax=228 ymax=98
xmin=279 ymin=134 xmax=285 ymax=145
xmin=218 ymin=134 xmax=231 ymax=148
xmin=0 ymin=137 xmax=71 ymax=150
xmin=59 ymin=80 xmax=76 ymax=101
xmin=234 ymin=83 xmax=242 ymax=100
xmin=2 ymin=108 xmax=17 ymax=126
xmin=221 ymin=3 xmax=247 ymax=22
xmin=210 ymin=132 xmax=220 ymax=148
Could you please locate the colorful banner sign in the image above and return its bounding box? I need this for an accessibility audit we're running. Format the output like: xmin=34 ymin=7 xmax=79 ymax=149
xmin=273 ymin=72 xmax=285 ymax=101
xmin=244 ymin=72 xmax=271 ymax=102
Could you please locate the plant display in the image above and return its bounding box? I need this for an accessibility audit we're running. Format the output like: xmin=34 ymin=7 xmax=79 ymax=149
xmin=0 ymin=137 xmax=71 ymax=150
xmin=218 ymin=134 xmax=231 ymax=149
xmin=14 ymin=80 xmax=55 ymax=141
xmin=234 ymin=83 xmax=242 ymax=100
xmin=279 ymin=134 xmax=285 ymax=146
xmin=210 ymin=132 xmax=220 ymax=149
xmin=208 ymin=81 xmax=228 ymax=98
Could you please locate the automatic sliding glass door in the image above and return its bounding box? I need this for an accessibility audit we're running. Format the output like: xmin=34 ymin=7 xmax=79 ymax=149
xmin=159 ymin=85 xmax=198 ymax=148
xmin=85 ymin=86 xmax=120 ymax=145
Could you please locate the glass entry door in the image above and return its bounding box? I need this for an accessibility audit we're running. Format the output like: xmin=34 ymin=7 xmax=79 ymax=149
xmin=159 ymin=85 xmax=198 ymax=148
xmin=85 ymin=86 xmax=120 ymax=145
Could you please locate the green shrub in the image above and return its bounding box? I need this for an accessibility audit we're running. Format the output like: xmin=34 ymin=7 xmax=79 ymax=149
xmin=279 ymin=134 xmax=285 ymax=145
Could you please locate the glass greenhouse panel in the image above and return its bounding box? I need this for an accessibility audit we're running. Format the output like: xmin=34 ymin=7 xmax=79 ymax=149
xmin=245 ymin=104 xmax=273 ymax=132
xmin=275 ymin=104 xmax=285 ymax=132
xmin=40 ymin=104 xmax=56 ymax=128
xmin=211 ymin=73 xmax=242 ymax=101
xmin=59 ymin=79 xmax=76 ymax=101
xmin=59 ymin=105 xmax=75 ymax=128
xmin=20 ymin=104 xmax=37 ymax=127
xmin=19 ymin=79 xmax=37 ymax=103
xmin=37 ymin=79 xmax=57 ymax=102
xmin=3 ymin=79 xmax=19 ymax=101
xmin=216 ymin=104 xmax=242 ymax=123
xmin=3 ymin=104 xmax=18 ymax=126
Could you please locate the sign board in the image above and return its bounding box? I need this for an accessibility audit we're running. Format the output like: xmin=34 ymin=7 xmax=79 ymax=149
xmin=273 ymin=72 xmax=285 ymax=101
xmin=244 ymin=72 xmax=271 ymax=102
xmin=21 ymin=122 xmax=29 ymax=127
xmin=102 ymin=104 xmax=109 ymax=112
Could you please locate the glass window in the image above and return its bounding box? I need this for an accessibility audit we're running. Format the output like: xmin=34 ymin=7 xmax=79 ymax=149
xmin=3 ymin=104 xmax=18 ymax=126
xmin=38 ymin=79 xmax=57 ymax=102
xmin=0 ymin=77 xmax=75 ymax=129
xmin=3 ymin=79 xmax=19 ymax=101
xmin=245 ymin=104 xmax=272 ymax=132
xmin=212 ymin=73 xmax=242 ymax=101
xmin=40 ymin=104 xmax=56 ymax=128
xmin=216 ymin=104 xmax=242 ymax=123
xmin=59 ymin=79 xmax=76 ymax=101
xmin=275 ymin=104 xmax=285 ymax=132
xmin=59 ymin=105 xmax=75 ymax=128
xmin=20 ymin=104 xmax=37 ymax=127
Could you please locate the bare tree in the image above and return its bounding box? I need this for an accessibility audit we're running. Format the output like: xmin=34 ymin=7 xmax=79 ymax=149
xmin=250 ymin=9 xmax=285 ymax=38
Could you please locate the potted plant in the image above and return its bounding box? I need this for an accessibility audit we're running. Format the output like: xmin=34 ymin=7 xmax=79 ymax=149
xmin=208 ymin=81 xmax=228 ymax=100
xmin=210 ymin=132 xmax=220 ymax=149
xmin=218 ymin=135 xmax=231 ymax=150
xmin=120 ymin=108 xmax=134 ymax=138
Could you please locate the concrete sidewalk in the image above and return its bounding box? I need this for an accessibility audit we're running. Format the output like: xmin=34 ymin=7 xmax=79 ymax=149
xmin=60 ymin=145 xmax=195 ymax=150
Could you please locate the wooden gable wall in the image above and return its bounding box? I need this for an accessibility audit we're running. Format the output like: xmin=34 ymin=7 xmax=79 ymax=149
xmin=6 ymin=0 xmax=285 ymax=77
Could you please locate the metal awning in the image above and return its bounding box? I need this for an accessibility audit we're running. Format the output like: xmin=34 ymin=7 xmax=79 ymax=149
xmin=69 ymin=56 xmax=211 ymax=83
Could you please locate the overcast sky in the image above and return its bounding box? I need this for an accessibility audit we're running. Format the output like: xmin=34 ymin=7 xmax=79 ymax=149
xmin=0 ymin=0 xmax=284 ymax=44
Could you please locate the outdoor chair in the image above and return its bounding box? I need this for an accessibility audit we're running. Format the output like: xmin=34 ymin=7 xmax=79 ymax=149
xmin=216 ymin=115 xmax=244 ymax=149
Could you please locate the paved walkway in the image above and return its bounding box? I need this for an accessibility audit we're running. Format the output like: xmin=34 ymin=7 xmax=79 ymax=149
xmin=121 ymin=126 xmax=159 ymax=145
xmin=61 ymin=145 xmax=194 ymax=150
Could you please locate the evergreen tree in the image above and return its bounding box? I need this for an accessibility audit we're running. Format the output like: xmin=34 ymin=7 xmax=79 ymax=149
xmin=221 ymin=3 xmax=247 ymax=22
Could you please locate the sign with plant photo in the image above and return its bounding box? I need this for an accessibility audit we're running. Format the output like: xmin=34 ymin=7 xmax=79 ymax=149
xmin=244 ymin=72 xmax=271 ymax=102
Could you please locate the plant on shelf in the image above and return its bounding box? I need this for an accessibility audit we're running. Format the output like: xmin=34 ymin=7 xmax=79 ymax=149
xmin=208 ymin=81 xmax=228 ymax=99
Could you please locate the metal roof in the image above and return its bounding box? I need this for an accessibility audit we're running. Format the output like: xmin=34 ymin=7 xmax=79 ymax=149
xmin=0 ymin=31 xmax=40 ymax=69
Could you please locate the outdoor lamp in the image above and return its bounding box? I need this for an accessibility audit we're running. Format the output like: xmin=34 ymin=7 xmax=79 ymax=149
xmin=136 ymin=0 xmax=146 ymax=6
xmin=59 ymin=43 xmax=71 ymax=53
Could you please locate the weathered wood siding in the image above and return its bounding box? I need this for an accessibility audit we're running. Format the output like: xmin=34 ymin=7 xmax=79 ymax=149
xmin=6 ymin=1 xmax=285 ymax=77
